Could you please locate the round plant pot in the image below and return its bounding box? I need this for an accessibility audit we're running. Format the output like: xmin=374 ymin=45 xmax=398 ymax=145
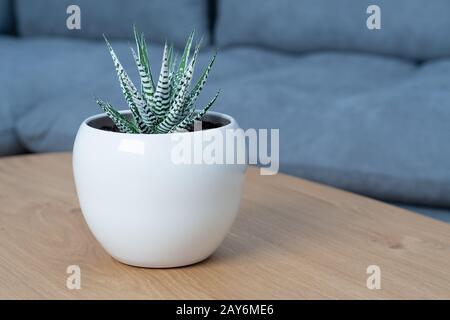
xmin=73 ymin=111 xmax=246 ymax=268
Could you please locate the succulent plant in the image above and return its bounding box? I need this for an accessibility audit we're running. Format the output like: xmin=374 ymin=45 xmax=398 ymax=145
xmin=95 ymin=28 xmax=219 ymax=134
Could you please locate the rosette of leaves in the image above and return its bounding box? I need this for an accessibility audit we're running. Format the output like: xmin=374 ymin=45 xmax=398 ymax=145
xmin=96 ymin=28 xmax=219 ymax=134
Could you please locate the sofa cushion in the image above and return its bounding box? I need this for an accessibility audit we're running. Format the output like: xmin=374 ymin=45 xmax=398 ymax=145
xmin=15 ymin=0 xmax=208 ymax=48
xmin=0 ymin=0 xmax=13 ymax=34
xmin=216 ymin=0 xmax=450 ymax=60
xmin=197 ymin=46 xmax=299 ymax=83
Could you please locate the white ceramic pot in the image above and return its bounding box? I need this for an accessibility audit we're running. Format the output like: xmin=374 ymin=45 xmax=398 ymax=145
xmin=73 ymin=111 xmax=246 ymax=268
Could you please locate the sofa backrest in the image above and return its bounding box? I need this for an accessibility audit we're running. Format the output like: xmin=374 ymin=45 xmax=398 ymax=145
xmin=215 ymin=0 xmax=450 ymax=60
xmin=0 ymin=0 xmax=13 ymax=34
xmin=14 ymin=0 xmax=209 ymax=48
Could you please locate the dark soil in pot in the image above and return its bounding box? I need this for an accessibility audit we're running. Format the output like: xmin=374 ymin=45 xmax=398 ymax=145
xmin=99 ymin=120 xmax=221 ymax=133
xmin=88 ymin=112 xmax=230 ymax=134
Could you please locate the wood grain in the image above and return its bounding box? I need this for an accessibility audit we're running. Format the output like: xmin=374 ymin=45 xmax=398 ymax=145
xmin=0 ymin=153 xmax=449 ymax=299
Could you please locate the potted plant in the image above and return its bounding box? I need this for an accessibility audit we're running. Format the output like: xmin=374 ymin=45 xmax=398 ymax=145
xmin=73 ymin=29 xmax=246 ymax=268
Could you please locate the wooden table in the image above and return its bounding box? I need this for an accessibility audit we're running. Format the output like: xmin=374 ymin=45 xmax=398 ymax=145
xmin=0 ymin=153 xmax=449 ymax=299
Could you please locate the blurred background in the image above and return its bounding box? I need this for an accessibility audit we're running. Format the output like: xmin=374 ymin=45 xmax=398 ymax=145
xmin=1 ymin=0 xmax=449 ymax=222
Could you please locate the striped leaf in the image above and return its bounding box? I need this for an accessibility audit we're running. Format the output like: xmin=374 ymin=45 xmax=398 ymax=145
xmin=104 ymin=36 xmax=156 ymax=130
xmin=96 ymin=99 xmax=140 ymax=133
xmin=170 ymin=39 xmax=202 ymax=115
xmin=185 ymin=52 xmax=216 ymax=111
xmin=131 ymin=47 xmax=158 ymax=126
xmin=192 ymin=90 xmax=220 ymax=122
xmin=170 ymin=91 xmax=219 ymax=133
xmin=132 ymin=27 xmax=156 ymax=111
xmin=169 ymin=110 xmax=195 ymax=133
xmin=169 ymin=31 xmax=195 ymax=105
xmin=153 ymin=43 xmax=171 ymax=118
xmin=133 ymin=109 xmax=152 ymax=133
xmin=156 ymin=57 xmax=196 ymax=133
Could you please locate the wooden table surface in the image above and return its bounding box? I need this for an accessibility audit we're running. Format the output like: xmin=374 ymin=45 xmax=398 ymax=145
xmin=0 ymin=153 xmax=449 ymax=299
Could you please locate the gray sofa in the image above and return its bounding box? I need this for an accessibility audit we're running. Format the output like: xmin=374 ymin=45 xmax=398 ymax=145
xmin=1 ymin=0 xmax=450 ymax=222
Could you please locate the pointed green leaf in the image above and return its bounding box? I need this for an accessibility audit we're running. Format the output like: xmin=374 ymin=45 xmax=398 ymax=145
xmin=96 ymin=99 xmax=140 ymax=133
xmin=178 ymin=30 xmax=195 ymax=76
xmin=156 ymin=58 xmax=195 ymax=133
xmin=133 ymin=26 xmax=155 ymax=105
xmin=192 ymin=90 xmax=220 ymax=122
xmin=170 ymin=91 xmax=219 ymax=133
xmin=104 ymin=35 xmax=156 ymax=130
xmin=169 ymin=31 xmax=195 ymax=105
xmin=153 ymin=42 xmax=171 ymax=118
xmin=188 ymin=52 xmax=216 ymax=106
